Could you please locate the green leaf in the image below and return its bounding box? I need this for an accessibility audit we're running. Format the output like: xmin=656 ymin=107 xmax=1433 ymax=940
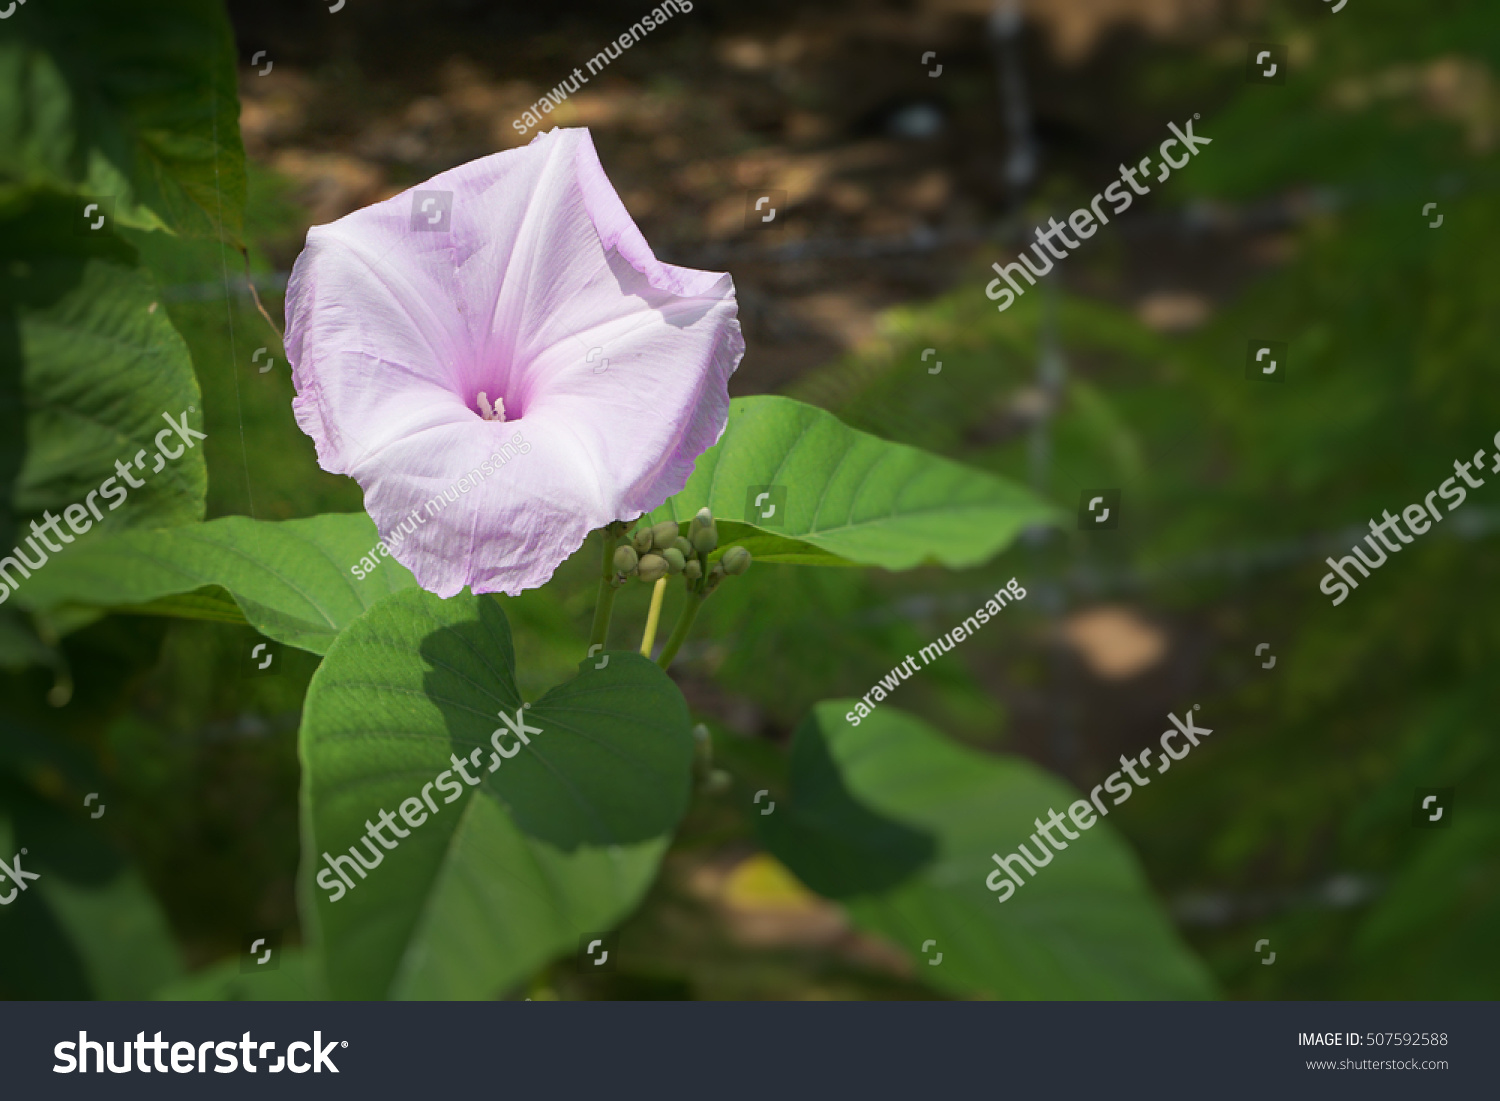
xmin=646 ymin=395 xmax=1059 ymax=568
xmin=14 ymin=513 xmax=418 ymax=655
xmin=759 ymin=702 xmax=1217 ymax=999
xmin=0 ymin=192 xmax=206 ymax=555
xmin=0 ymin=0 xmax=246 ymax=244
xmin=0 ymin=607 xmax=54 ymax=671
xmin=299 ymin=588 xmax=693 ymax=999
xmin=36 ymin=866 xmax=186 ymax=999
xmin=122 ymin=586 xmax=249 ymax=625
xmin=155 ymin=949 xmax=314 ymax=1001
xmin=0 ymin=786 xmax=183 ymax=1000
xmin=1350 ymin=810 xmax=1500 ymax=996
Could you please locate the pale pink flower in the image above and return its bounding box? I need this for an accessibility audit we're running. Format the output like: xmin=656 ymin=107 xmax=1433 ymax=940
xmin=285 ymin=128 xmax=743 ymax=596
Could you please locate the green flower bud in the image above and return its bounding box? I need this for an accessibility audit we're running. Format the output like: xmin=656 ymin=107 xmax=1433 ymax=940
xmin=691 ymin=506 xmax=713 ymax=529
xmin=632 ymin=528 xmax=654 ymax=554
xmin=722 ymin=546 xmax=752 ymax=575
xmin=710 ymin=561 xmax=726 ymax=581
xmin=672 ymin=536 xmax=693 ymax=557
xmin=650 ymin=521 xmax=681 ymax=548
xmin=662 ymin=547 xmax=686 ymax=574
xmin=637 ymin=553 xmax=669 ymax=583
xmin=683 ymin=559 xmax=702 ymax=580
xmin=691 ymin=522 xmax=718 ymax=555
xmin=612 ymin=544 xmax=639 ymax=574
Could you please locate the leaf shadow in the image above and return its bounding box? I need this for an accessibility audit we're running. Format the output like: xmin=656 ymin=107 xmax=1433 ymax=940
xmin=418 ymin=597 xmax=685 ymax=851
xmin=759 ymin=713 xmax=937 ymax=899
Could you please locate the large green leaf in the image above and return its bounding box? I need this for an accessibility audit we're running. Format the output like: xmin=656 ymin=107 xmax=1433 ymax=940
xmin=13 ymin=513 xmax=418 ymax=655
xmin=645 ymin=395 xmax=1059 ymax=568
xmin=758 ymin=702 xmax=1217 ymax=999
xmin=0 ymin=191 xmax=206 ymax=556
xmin=299 ymin=588 xmax=693 ymax=999
xmin=0 ymin=0 xmax=246 ymax=244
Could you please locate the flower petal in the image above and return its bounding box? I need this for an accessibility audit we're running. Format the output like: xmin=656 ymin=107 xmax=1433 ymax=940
xmin=285 ymin=128 xmax=743 ymax=595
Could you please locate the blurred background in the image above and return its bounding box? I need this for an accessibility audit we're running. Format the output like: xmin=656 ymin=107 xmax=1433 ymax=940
xmin=3 ymin=0 xmax=1497 ymax=999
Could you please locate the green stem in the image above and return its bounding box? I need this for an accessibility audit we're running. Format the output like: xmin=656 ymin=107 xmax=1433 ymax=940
xmin=588 ymin=527 xmax=621 ymax=651
xmin=656 ymin=586 xmax=706 ymax=670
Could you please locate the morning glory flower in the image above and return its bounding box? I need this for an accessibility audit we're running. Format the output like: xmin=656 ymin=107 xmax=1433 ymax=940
xmin=285 ymin=127 xmax=744 ymax=596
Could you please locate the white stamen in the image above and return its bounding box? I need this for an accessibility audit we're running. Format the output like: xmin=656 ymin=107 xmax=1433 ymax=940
xmin=477 ymin=391 xmax=505 ymax=422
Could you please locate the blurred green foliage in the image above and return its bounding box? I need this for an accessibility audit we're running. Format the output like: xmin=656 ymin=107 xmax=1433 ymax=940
xmin=770 ymin=1 xmax=1500 ymax=999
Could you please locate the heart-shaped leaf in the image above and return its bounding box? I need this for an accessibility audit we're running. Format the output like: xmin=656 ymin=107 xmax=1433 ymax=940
xmin=299 ymin=587 xmax=693 ymax=999
xmin=645 ymin=395 xmax=1059 ymax=568
xmin=759 ymin=702 xmax=1217 ymax=999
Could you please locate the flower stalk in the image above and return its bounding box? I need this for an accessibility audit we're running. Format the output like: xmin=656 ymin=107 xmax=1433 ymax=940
xmin=654 ymin=508 xmax=754 ymax=671
xmin=588 ymin=521 xmax=628 ymax=651
xmin=640 ymin=577 xmax=669 ymax=657
xmin=656 ymin=585 xmax=705 ymax=670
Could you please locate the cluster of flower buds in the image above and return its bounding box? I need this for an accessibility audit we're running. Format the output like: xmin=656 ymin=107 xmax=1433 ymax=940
xmin=611 ymin=508 xmax=751 ymax=591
